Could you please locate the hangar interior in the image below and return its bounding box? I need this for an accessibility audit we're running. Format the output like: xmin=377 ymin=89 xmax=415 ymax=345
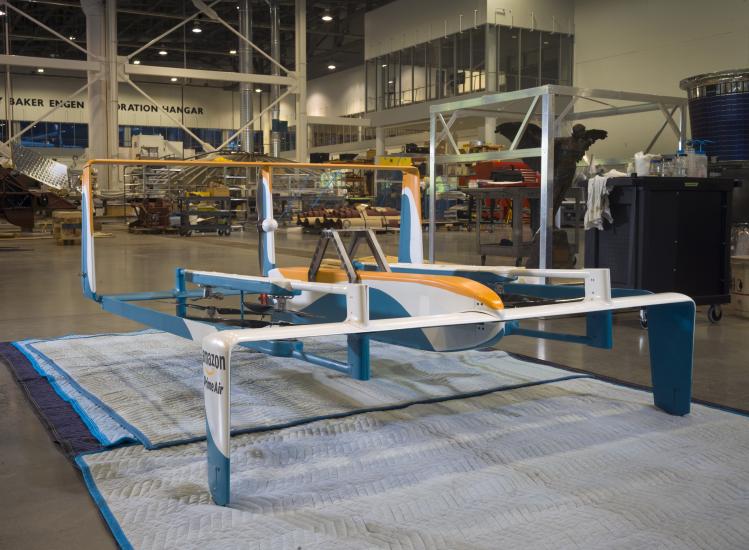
xmin=1 ymin=1 xmax=748 ymax=548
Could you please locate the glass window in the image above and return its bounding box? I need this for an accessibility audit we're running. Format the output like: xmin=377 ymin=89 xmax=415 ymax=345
xmin=20 ymin=122 xmax=54 ymax=148
xmin=413 ymin=43 xmax=427 ymax=103
xmin=380 ymin=54 xmax=395 ymax=109
xmin=498 ymin=26 xmax=520 ymax=91
xmin=400 ymin=47 xmax=414 ymax=105
xmin=560 ymin=34 xmax=573 ymax=85
xmin=470 ymin=26 xmax=486 ymax=93
xmin=426 ymin=40 xmax=440 ymax=101
xmin=540 ymin=32 xmax=560 ymax=85
xmin=365 ymin=58 xmax=377 ymax=112
xmin=364 ymin=24 xmax=571 ymax=110
xmin=440 ymin=34 xmax=455 ymax=98
xmin=520 ymin=29 xmax=541 ymax=89
xmin=76 ymin=124 xmax=89 ymax=148
xmin=390 ymin=51 xmax=400 ymax=108
xmin=456 ymin=31 xmax=471 ymax=94
xmin=166 ymin=127 xmax=182 ymax=142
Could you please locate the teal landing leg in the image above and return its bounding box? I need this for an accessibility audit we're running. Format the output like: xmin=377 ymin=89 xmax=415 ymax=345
xmin=646 ymin=300 xmax=696 ymax=416
xmin=347 ymin=334 xmax=371 ymax=381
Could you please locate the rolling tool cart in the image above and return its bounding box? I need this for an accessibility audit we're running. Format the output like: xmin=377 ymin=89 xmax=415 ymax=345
xmin=177 ymin=194 xmax=233 ymax=236
xmin=585 ymin=176 xmax=738 ymax=325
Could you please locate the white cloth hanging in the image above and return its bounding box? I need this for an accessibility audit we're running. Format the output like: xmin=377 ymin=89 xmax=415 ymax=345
xmin=584 ymin=170 xmax=626 ymax=230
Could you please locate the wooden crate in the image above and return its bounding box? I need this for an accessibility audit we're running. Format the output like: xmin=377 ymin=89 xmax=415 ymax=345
xmin=52 ymin=210 xmax=82 ymax=245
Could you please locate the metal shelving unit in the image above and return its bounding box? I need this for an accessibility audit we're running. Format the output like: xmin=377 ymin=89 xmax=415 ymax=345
xmin=177 ymin=195 xmax=233 ymax=236
xmin=428 ymin=84 xmax=688 ymax=267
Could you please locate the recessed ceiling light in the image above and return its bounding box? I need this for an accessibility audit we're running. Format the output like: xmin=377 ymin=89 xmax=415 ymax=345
xmin=36 ymin=68 xmax=44 ymax=73
xmin=255 ymin=88 xmax=262 ymax=93
xmin=229 ymin=49 xmax=237 ymax=55
xmin=170 ymin=77 xmax=178 ymax=82
xmin=158 ymin=50 xmax=168 ymax=56
xmin=327 ymin=64 xmax=336 ymax=70
xmin=68 ymin=35 xmax=76 ymax=41
xmin=388 ymin=80 xmax=393 ymax=84
xmin=321 ymin=14 xmax=333 ymax=21
xmin=133 ymin=59 xmax=141 ymax=65
xmin=382 ymin=64 xmax=387 ymax=68
xmin=0 ymin=9 xmax=6 ymax=16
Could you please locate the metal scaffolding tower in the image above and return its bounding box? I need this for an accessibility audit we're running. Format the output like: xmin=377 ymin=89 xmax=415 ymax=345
xmin=428 ymin=84 xmax=688 ymax=268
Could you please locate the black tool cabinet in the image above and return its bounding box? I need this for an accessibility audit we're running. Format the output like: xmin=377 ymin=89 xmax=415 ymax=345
xmin=584 ymin=177 xmax=737 ymax=324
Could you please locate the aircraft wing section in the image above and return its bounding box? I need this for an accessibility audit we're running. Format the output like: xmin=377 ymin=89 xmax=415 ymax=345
xmin=208 ymin=292 xmax=692 ymax=349
xmin=215 ymin=310 xmax=499 ymax=346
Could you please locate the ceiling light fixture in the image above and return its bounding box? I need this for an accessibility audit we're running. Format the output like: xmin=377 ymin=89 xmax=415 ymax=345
xmin=255 ymin=88 xmax=262 ymax=93
xmin=381 ymin=64 xmax=387 ymax=68
xmin=170 ymin=77 xmax=178 ymax=82
xmin=229 ymin=49 xmax=237 ymax=55
xmin=158 ymin=49 xmax=168 ymax=56
xmin=192 ymin=21 xmax=202 ymax=33
xmin=321 ymin=14 xmax=333 ymax=22
xmin=133 ymin=59 xmax=141 ymax=65
xmin=0 ymin=9 xmax=6 ymax=16
xmin=37 ymin=68 xmax=44 ymax=73
xmin=68 ymin=35 xmax=76 ymax=41
xmin=327 ymin=64 xmax=336 ymax=70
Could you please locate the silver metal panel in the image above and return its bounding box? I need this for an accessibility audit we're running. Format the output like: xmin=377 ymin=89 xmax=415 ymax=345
xmin=429 ymin=85 xmax=686 ymax=115
xmin=435 ymin=147 xmax=542 ymax=164
xmin=540 ymin=93 xmax=555 ymax=270
xmin=428 ymin=113 xmax=436 ymax=263
xmin=0 ymin=54 xmax=101 ymax=72
xmin=307 ymin=116 xmax=372 ymax=127
xmin=124 ymin=64 xmax=296 ymax=86
xmin=11 ymin=143 xmax=70 ymax=190
xmin=566 ymin=102 xmax=665 ymax=121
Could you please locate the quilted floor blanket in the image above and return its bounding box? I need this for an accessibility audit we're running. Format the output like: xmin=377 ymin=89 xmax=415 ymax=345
xmin=15 ymin=331 xmax=579 ymax=447
xmin=78 ymin=378 xmax=749 ymax=550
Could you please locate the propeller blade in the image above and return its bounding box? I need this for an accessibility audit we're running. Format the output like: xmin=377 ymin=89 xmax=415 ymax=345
xmin=242 ymin=302 xmax=274 ymax=315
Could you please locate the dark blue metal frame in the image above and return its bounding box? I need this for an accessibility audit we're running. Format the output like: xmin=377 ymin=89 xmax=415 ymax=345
xmin=96 ymin=268 xmax=371 ymax=381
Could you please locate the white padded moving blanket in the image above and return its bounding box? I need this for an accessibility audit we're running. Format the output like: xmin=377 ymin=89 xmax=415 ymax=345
xmin=18 ymin=331 xmax=578 ymax=447
xmin=78 ymin=378 xmax=749 ymax=550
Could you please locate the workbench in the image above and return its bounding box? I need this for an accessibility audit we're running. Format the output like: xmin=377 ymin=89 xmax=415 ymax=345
xmin=464 ymin=186 xmax=539 ymax=265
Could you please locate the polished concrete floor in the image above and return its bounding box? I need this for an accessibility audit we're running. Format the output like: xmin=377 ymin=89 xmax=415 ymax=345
xmin=1 ymin=225 xmax=747 ymax=549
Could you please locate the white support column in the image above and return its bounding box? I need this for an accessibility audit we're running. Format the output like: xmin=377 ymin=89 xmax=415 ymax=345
xmin=294 ymin=0 xmax=308 ymax=162
xmin=82 ymin=0 xmax=109 ymax=186
xmin=239 ymin=0 xmax=254 ymax=153
xmin=374 ymin=126 xmax=385 ymax=207
xmin=238 ymin=0 xmax=253 ymax=153
xmin=375 ymin=127 xmax=385 ymax=156
xmin=428 ymin=113 xmax=436 ymax=263
xmin=484 ymin=24 xmax=497 ymax=145
xmin=678 ymin=105 xmax=688 ymax=152
xmin=105 ymin=0 xmax=119 ymax=190
xmin=270 ymin=0 xmax=281 ymax=158
xmin=539 ymin=92 xmax=556 ymax=270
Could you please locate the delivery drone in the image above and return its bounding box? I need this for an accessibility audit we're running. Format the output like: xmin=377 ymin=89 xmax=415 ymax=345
xmin=80 ymin=159 xmax=695 ymax=506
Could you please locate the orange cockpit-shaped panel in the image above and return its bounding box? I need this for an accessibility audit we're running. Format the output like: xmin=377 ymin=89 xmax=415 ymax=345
xmin=277 ymin=267 xmax=504 ymax=310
